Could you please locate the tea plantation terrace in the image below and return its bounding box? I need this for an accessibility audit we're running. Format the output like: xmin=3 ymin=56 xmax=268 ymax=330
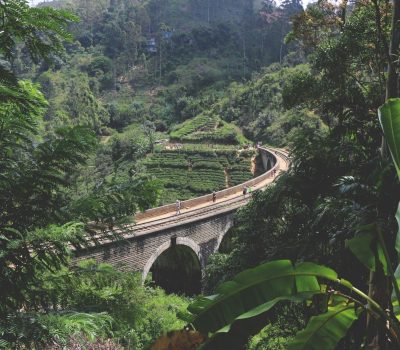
xmin=141 ymin=145 xmax=255 ymax=204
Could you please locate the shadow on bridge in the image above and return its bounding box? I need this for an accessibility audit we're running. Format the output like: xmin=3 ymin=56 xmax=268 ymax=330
xmin=147 ymin=244 xmax=201 ymax=296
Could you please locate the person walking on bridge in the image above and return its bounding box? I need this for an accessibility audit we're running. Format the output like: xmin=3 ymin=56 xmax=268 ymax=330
xmin=212 ymin=190 xmax=216 ymax=203
xmin=175 ymin=200 xmax=181 ymax=215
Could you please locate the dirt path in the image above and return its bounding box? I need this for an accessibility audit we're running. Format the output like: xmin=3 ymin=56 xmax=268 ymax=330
xmin=251 ymin=156 xmax=256 ymax=175
xmin=224 ymin=168 xmax=230 ymax=188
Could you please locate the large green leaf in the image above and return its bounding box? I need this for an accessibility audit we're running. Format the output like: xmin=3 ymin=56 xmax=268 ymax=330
xmin=379 ymin=99 xmax=400 ymax=265
xmin=393 ymin=300 xmax=400 ymax=322
xmin=287 ymin=303 xmax=359 ymax=350
xmin=346 ymin=234 xmax=374 ymax=271
xmin=378 ymin=98 xmax=400 ymax=178
xmin=392 ymin=271 xmax=400 ymax=321
xmin=392 ymin=265 xmax=400 ymax=310
xmin=189 ymin=260 xmax=338 ymax=334
xmin=214 ymin=293 xmax=317 ymax=334
xmin=346 ymin=233 xmax=388 ymax=275
xmin=396 ymin=204 xmax=400 ymax=258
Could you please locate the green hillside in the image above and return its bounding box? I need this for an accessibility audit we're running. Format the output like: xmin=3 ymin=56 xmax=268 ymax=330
xmin=22 ymin=0 xmax=302 ymax=134
xmin=170 ymin=114 xmax=248 ymax=144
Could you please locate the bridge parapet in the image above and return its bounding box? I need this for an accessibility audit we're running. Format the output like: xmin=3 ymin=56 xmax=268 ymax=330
xmin=135 ymin=147 xmax=279 ymax=222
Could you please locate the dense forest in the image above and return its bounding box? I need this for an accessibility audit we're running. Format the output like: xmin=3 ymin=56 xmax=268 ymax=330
xmin=2 ymin=0 xmax=400 ymax=349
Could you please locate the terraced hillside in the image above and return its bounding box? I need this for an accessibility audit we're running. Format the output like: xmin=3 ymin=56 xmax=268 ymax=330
xmin=170 ymin=114 xmax=247 ymax=145
xmin=142 ymin=146 xmax=255 ymax=205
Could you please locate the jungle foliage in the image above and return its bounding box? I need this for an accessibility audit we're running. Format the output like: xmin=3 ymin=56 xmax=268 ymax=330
xmin=0 ymin=2 xmax=175 ymax=349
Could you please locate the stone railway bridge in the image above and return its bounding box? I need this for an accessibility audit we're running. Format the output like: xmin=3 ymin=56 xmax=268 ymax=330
xmin=74 ymin=147 xmax=290 ymax=281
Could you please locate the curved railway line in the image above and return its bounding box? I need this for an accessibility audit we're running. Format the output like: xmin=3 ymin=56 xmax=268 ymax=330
xmin=120 ymin=146 xmax=290 ymax=239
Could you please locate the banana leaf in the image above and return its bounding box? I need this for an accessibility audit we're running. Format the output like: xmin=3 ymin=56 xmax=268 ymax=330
xmin=287 ymin=303 xmax=359 ymax=350
xmin=189 ymin=260 xmax=338 ymax=334
xmin=346 ymin=233 xmax=388 ymax=275
xmin=379 ymin=99 xmax=400 ymax=261
xmin=378 ymin=98 xmax=400 ymax=178
xmin=396 ymin=204 xmax=400 ymax=259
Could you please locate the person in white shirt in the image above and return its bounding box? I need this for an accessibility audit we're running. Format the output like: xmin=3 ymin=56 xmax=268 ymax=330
xmin=175 ymin=200 xmax=181 ymax=215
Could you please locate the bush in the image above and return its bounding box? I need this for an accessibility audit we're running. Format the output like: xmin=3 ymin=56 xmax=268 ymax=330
xmin=38 ymin=261 xmax=188 ymax=350
xmin=192 ymin=161 xmax=223 ymax=170
xmin=154 ymin=119 xmax=168 ymax=132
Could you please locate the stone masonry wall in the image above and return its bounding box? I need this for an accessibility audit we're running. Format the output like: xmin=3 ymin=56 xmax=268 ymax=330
xmin=74 ymin=211 xmax=235 ymax=275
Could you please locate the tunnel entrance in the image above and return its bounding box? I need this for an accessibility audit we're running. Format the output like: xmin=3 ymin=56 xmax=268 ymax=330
xmin=150 ymin=244 xmax=202 ymax=296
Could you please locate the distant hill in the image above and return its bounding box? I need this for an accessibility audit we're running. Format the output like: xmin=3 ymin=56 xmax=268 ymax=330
xmin=20 ymin=0 xmax=303 ymax=134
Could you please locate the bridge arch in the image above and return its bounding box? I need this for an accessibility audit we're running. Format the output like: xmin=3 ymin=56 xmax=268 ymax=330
xmin=142 ymin=236 xmax=204 ymax=282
